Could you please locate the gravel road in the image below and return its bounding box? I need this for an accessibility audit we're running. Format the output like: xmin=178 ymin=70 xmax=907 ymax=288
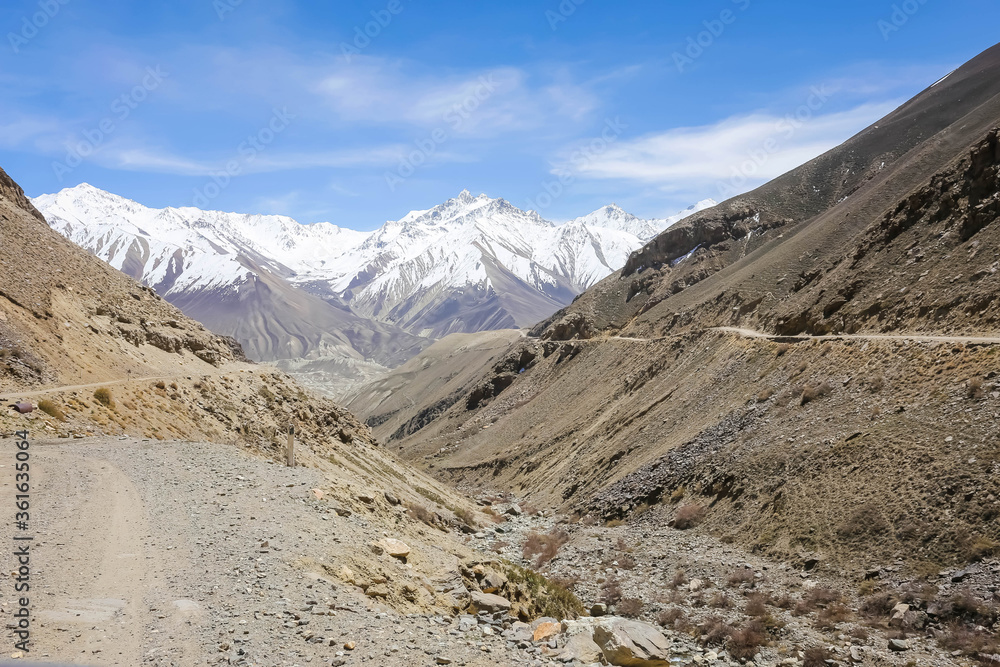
xmin=0 ymin=437 xmax=538 ymax=667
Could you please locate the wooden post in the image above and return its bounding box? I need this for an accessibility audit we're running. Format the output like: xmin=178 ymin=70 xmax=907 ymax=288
xmin=286 ymin=425 xmax=295 ymax=467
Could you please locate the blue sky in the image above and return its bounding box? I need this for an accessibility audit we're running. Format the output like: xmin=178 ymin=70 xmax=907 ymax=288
xmin=0 ymin=0 xmax=995 ymax=229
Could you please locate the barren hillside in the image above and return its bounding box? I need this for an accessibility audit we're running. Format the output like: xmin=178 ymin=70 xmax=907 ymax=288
xmin=354 ymin=44 xmax=1000 ymax=576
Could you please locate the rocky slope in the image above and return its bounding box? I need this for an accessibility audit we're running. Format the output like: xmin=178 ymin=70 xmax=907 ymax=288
xmin=352 ymin=42 xmax=1000 ymax=591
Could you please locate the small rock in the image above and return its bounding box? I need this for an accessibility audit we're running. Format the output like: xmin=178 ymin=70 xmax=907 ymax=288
xmin=590 ymin=603 xmax=607 ymax=617
xmin=850 ymin=646 xmax=866 ymax=663
xmin=469 ymin=591 xmax=511 ymax=614
xmin=311 ymin=488 xmax=324 ymax=500
xmin=384 ymin=491 xmax=400 ymax=505
xmin=344 ymin=642 xmax=356 ymax=650
xmin=379 ymin=538 xmax=411 ymax=561
xmin=533 ymin=621 xmax=561 ymax=642
xmin=688 ymin=578 xmax=705 ymax=592
xmin=888 ymin=638 xmax=909 ymax=652
xmin=435 ymin=658 xmax=452 ymax=665
xmin=505 ymin=504 xmax=523 ymax=516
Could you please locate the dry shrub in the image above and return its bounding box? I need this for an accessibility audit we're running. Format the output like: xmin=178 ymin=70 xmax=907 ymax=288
xmin=708 ymin=591 xmax=733 ymax=609
xmin=490 ymin=540 xmax=509 ymax=554
xmin=860 ymin=592 xmax=896 ymax=619
xmin=617 ymin=598 xmax=643 ymax=618
xmin=669 ymin=486 xmax=686 ymax=503
xmin=800 ymin=381 xmax=833 ymax=405
xmin=802 ymin=647 xmax=834 ymax=667
xmin=757 ymin=387 xmax=775 ymax=402
xmin=670 ymin=569 xmax=687 ymax=589
xmin=601 ymin=578 xmax=623 ymax=606
xmin=454 ymin=507 xmax=479 ymax=529
xmin=406 ymin=501 xmax=436 ymax=526
xmin=938 ymin=620 xmax=1000 ymax=658
xmin=657 ymin=607 xmax=684 ymax=628
xmin=522 ymin=528 xmax=570 ymax=568
xmin=548 ymin=573 xmax=580 ymax=591
xmin=947 ymin=589 xmax=998 ymax=626
xmin=837 ymin=503 xmax=890 ymax=541
xmin=37 ymin=400 xmax=65 ymax=421
xmin=618 ymin=553 xmax=637 ymax=570
xmin=794 ymin=361 xmax=808 ymax=375
xmin=605 ymin=519 xmax=626 ymax=528
xmin=775 ymin=343 xmax=790 ymax=356
xmin=868 ymin=374 xmax=885 ymax=392
xmin=795 ymin=586 xmax=843 ymax=616
xmin=701 ymin=616 xmax=733 ymax=647
xmin=814 ymin=602 xmax=852 ymax=629
xmin=773 ymin=593 xmax=795 ymax=610
xmin=745 ymin=593 xmax=768 ymax=617
xmin=726 ymin=568 xmax=755 ymax=588
xmin=93 ymin=387 xmax=114 ymax=407
xmin=727 ymin=620 xmax=767 ymax=661
xmin=968 ymin=378 xmax=985 ymax=399
xmin=673 ymin=503 xmax=706 ymax=530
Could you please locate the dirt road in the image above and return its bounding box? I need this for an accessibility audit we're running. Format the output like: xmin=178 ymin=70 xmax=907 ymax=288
xmin=0 ymin=437 xmax=531 ymax=666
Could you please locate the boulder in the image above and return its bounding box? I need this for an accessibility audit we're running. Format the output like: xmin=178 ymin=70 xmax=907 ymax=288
xmin=481 ymin=570 xmax=507 ymax=594
xmin=592 ymin=619 xmax=673 ymax=667
xmin=560 ymin=633 xmax=603 ymax=664
xmin=533 ymin=621 xmax=561 ymax=642
xmin=379 ymin=538 xmax=411 ymax=561
xmin=469 ymin=591 xmax=511 ymax=614
xmin=590 ymin=603 xmax=608 ymax=617
xmin=888 ymin=639 xmax=909 ymax=652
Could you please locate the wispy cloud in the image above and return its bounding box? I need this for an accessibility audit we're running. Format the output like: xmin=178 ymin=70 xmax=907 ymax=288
xmin=554 ymin=100 xmax=901 ymax=198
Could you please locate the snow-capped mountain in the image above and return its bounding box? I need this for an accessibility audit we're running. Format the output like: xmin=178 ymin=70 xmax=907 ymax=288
xmin=33 ymin=184 xmax=714 ymax=381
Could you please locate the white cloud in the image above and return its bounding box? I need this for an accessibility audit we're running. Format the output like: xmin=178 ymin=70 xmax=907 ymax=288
xmin=556 ymin=100 xmax=902 ymax=200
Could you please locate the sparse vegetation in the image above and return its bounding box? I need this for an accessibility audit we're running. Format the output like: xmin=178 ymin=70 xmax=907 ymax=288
xmin=522 ymin=528 xmax=569 ymax=568
xmin=617 ymin=597 xmax=643 ymax=618
xmin=726 ymin=567 xmax=755 ymax=588
xmin=657 ymin=606 xmax=684 ymax=628
xmin=93 ymin=387 xmax=114 ymax=407
xmin=967 ymin=377 xmax=985 ymax=399
xmin=802 ymin=647 xmax=834 ymax=667
xmin=756 ymin=387 xmax=775 ymax=402
xmin=775 ymin=343 xmax=790 ymax=356
xmin=799 ymin=381 xmax=833 ymax=405
xmin=673 ymin=503 xmax=706 ymax=530
xmin=726 ymin=620 xmax=767 ymax=661
xmin=37 ymin=399 xmax=66 ymax=421
xmin=600 ymin=577 xmax=623 ymax=606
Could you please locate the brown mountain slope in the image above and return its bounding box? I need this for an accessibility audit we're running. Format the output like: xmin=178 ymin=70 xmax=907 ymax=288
xmin=354 ymin=44 xmax=1000 ymax=573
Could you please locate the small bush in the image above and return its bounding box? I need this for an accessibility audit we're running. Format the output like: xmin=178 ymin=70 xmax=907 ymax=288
xmin=800 ymin=381 xmax=833 ymax=405
xmin=757 ymin=387 xmax=775 ymax=402
xmin=670 ymin=569 xmax=687 ymax=589
xmin=454 ymin=507 xmax=479 ymax=529
xmin=657 ymin=607 xmax=684 ymax=628
xmin=406 ymin=502 xmax=436 ymax=526
xmin=802 ymin=647 xmax=834 ymax=667
xmin=860 ymin=592 xmax=896 ymax=619
xmin=37 ymin=400 xmax=65 ymax=421
xmin=775 ymin=343 xmax=790 ymax=356
xmin=600 ymin=578 xmax=623 ymax=607
xmin=93 ymin=387 xmax=114 ymax=407
xmin=605 ymin=518 xmax=626 ymax=528
xmin=708 ymin=591 xmax=733 ymax=609
xmin=727 ymin=568 xmax=755 ymax=588
xmin=727 ymin=620 xmax=767 ymax=661
xmin=814 ymin=602 xmax=852 ymax=629
xmin=701 ymin=616 xmax=733 ymax=647
xmin=794 ymin=361 xmax=808 ymax=375
xmin=968 ymin=378 xmax=985 ymax=399
xmin=617 ymin=598 xmax=643 ymax=618
xmin=745 ymin=593 xmax=768 ymax=617
xmin=669 ymin=486 xmax=686 ymax=503
xmin=522 ymin=528 xmax=570 ymax=568
xmin=673 ymin=503 xmax=706 ymax=530
xmin=618 ymin=553 xmax=637 ymax=570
